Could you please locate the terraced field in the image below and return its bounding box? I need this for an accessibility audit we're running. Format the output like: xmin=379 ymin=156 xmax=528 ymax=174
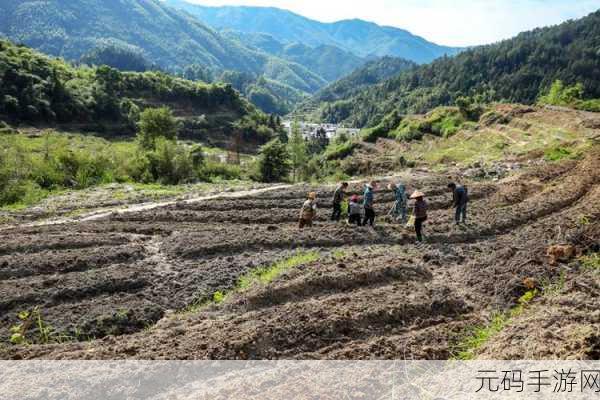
xmin=0 ymin=149 xmax=598 ymax=360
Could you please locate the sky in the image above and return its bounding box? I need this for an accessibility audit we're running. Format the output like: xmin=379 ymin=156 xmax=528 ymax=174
xmin=182 ymin=0 xmax=600 ymax=46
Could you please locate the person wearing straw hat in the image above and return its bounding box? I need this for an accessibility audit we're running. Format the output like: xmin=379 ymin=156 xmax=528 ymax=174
xmin=410 ymin=190 xmax=428 ymax=243
xmin=299 ymin=192 xmax=318 ymax=229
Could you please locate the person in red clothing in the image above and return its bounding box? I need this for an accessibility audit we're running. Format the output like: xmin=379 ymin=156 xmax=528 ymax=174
xmin=410 ymin=191 xmax=428 ymax=243
xmin=347 ymin=194 xmax=362 ymax=226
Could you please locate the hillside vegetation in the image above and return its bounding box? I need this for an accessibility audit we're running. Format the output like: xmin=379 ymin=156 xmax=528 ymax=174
xmin=0 ymin=39 xmax=279 ymax=147
xmin=315 ymin=10 xmax=600 ymax=127
xmin=313 ymin=57 xmax=417 ymax=103
xmin=326 ymin=103 xmax=599 ymax=177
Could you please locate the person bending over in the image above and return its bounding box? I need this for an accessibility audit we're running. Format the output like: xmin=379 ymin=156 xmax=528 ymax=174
xmin=331 ymin=182 xmax=348 ymax=222
xmin=299 ymin=192 xmax=318 ymax=229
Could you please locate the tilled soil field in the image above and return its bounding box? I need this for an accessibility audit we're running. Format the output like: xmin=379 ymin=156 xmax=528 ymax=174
xmin=0 ymin=150 xmax=598 ymax=360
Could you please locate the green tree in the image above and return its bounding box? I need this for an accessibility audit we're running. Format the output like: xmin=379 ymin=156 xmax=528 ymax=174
xmin=257 ymin=139 xmax=290 ymax=183
xmin=306 ymin=127 xmax=329 ymax=155
xmin=278 ymin=128 xmax=289 ymax=144
xmin=288 ymin=120 xmax=307 ymax=182
xmin=137 ymin=107 xmax=178 ymax=150
xmin=93 ymin=65 xmax=123 ymax=118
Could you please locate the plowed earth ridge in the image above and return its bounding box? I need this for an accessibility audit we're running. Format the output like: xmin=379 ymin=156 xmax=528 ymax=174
xmin=0 ymin=150 xmax=598 ymax=360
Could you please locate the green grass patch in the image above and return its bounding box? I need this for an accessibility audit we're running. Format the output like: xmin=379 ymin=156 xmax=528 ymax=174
xmin=129 ymin=183 xmax=187 ymax=198
xmin=453 ymin=313 xmax=509 ymax=360
xmin=544 ymin=146 xmax=578 ymax=161
xmin=581 ymin=253 xmax=600 ymax=274
xmin=212 ymin=291 xmax=226 ymax=303
xmin=452 ymin=289 xmax=539 ymax=360
xmin=332 ymin=249 xmax=347 ymax=260
xmin=404 ymin=118 xmax=590 ymax=166
xmin=541 ymin=269 xmax=567 ymax=297
xmin=181 ymin=251 xmax=320 ymax=314
xmin=237 ymin=251 xmax=320 ymax=290
xmin=9 ymin=307 xmax=74 ymax=345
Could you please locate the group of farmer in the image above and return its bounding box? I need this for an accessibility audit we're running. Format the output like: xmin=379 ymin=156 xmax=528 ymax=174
xmin=299 ymin=180 xmax=469 ymax=243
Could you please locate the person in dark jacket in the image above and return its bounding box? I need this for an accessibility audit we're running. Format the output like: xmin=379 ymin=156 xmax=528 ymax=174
xmin=448 ymin=183 xmax=469 ymax=225
xmin=362 ymin=181 xmax=377 ymax=227
xmin=410 ymin=191 xmax=428 ymax=242
xmin=331 ymin=182 xmax=348 ymax=222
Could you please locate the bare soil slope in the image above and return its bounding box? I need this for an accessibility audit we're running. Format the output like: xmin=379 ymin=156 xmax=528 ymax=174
xmin=0 ymin=146 xmax=598 ymax=360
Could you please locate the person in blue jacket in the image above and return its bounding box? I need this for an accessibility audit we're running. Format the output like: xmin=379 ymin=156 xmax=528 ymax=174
xmin=448 ymin=182 xmax=469 ymax=225
xmin=389 ymin=182 xmax=408 ymax=223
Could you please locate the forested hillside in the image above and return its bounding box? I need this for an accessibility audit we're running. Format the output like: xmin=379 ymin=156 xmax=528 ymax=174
xmin=165 ymin=0 xmax=461 ymax=63
xmin=0 ymin=0 xmax=328 ymax=113
xmin=316 ymin=9 xmax=600 ymax=127
xmin=313 ymin=57 xmax=417 ymax=103
xmin=0 ymin=39 xmax=277 ymax=147
xmin=223 ymin=31 xmax=366 ymax=82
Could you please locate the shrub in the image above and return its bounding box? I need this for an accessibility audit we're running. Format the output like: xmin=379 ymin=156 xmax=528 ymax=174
xmin=198 ymin=160 xmax=242 ymax=182
xmin=455 ymin=96 xmax=484 ymax=121
xmin=137 ymin=107 xmax=179 ymax=150
xmin=361 ymin=110 xmax=402 ymax=142
xmin=391 ymin=118 xmax=427 ymax=141
xmin=391 ymin=107 xmax=466 ymax=141
xmin=361 ymin=125 xmax=388 ymax=142
xmin=144 ymin=138 xmax=195 ymax=185
xmin=575 ymin=99 xmax=600 ymax=112
xmin=257 ymin=139 xmax=291 ymax=183
xmin=539 ymin=80 xmax=583 ymax=106
xmin=52 ymin=150 xmax=114 ymax=189
xmin=323 ymin=141 xmax=359 ymax=160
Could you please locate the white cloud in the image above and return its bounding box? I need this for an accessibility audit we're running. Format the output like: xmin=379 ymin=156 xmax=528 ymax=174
xmin=180 ymin=0 xmax=600 ymax=46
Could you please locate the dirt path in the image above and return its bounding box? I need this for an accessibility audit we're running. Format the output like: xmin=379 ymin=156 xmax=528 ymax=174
xmin=0 ymin=184 xmax=293 ymax=230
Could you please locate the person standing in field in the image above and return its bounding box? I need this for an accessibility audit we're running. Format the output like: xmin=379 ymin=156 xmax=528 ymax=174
xmin=299 ymin=192 xmax=318 ymax=229
xmin=410 ymin=191 xmax=428 ymax=243
xmin=448 ymin=182 xmax=469 ymax=225
xmin=390 ymin=182 xmax=408 ymax=223
xmin=362 ymin=181 xmax=378 ymax=227
xmin=331 ymin=182 xmax=348 ymax=222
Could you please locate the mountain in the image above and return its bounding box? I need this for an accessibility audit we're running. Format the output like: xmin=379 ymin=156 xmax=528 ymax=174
xmin=314 ymin=10 xmax=600 ymax=127
xmin=0 ymin=0 xmax=329 ymax=112
xmin=223 ymin=31 xmax=366 ymax=82
xmin=164 ymin=0 xmax=462 ymax=64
